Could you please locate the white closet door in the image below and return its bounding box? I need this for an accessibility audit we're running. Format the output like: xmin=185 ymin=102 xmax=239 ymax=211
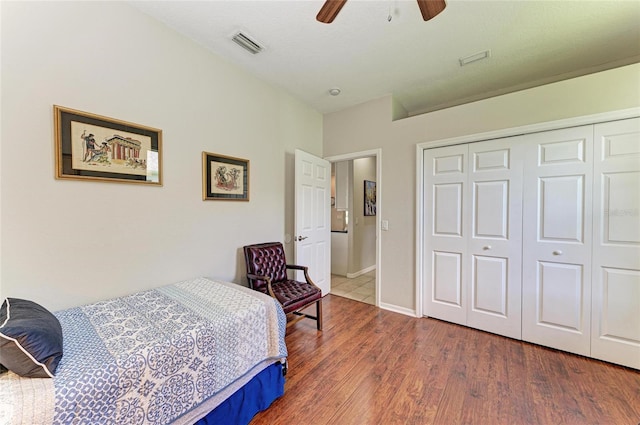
xmin=467 ymin=138 xmax=524 ymax=339
xmin=591 ymin=118 xmax=640 ymax=369
xmin=424 ymin=145 xmax=469 ymax=326
xmin=522 ymin=126 xmax=594 ymax=356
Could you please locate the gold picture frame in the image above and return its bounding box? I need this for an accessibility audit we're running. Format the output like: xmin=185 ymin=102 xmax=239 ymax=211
xmin=54 ymin=105 xmax=162 ymax=185
xmin=202 ymin=152 xmax=250 ymax=201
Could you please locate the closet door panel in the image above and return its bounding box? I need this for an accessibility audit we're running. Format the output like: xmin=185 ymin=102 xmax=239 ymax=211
xmin=433 ymin=251 xmax=463 ymax=306
xmin=474 ymin=180 xmax=509 ymax=238
xmin=522 ymin=126 xmax=593 ymax=356
xmin=602 ymin=172 xmax=640 ymax=245
xmin=424 ymin=145 xmax=469 ymax=325
xmin=539 ymin=175 xmax=585 ymax=242
xmin=467 ymin=139 xmax=524 ymax=339
xmin=434 ymin=183 xmax=463 ymax=236
xmin=591 ymin=117 xmax=640 ymax=369
xmin=537 ymin=261 xmax=584 ymax=331
xmin=472 ymin=255 xmax=508 ymax=315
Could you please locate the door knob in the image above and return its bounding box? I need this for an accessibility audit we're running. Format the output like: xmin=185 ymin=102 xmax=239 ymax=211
xmin=552 ymin=250 xmax=563 ymax=255
xmin=483 ymin=245 xmax=492 ymax=250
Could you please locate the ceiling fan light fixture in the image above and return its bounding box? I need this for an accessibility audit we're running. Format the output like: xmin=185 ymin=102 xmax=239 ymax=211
xmin=459 ymin=50 xmax=491 ymax=66
xmin=231 ymin=32 xmax=263 ymax=54
xmin=417 ymin=0 xmax=446 ymax=21
xmin=318 ymin=0 xmax=445 ymax=24
xmin=317 ymin=0 xmax=347 ymax=24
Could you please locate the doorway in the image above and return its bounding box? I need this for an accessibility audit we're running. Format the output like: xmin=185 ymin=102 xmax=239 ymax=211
xmin=326 ymin=149 xmax=382 ymax=306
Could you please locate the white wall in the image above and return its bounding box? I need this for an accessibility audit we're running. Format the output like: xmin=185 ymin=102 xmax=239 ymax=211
xmin=323 ymin=63 xmax=640 ymax=313
xmin=350 ymin=157 xmax=376 ymax=275
xmin=0 ymin=2 xmax=322 ymax=311
xmin=331 ymin=232 xmax=348 ymax=276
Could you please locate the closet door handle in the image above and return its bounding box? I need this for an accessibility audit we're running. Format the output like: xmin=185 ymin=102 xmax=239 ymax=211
xmin=552 ymin=250 xmax=563 ymax=256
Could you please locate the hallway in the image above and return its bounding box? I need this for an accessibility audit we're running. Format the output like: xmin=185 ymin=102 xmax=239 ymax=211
xmin=330 ymin=270 xmax=375 ymax=305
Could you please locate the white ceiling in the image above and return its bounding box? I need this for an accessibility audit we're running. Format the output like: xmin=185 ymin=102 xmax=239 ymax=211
xmin=131 ymin=0 xmax=640 ymax=116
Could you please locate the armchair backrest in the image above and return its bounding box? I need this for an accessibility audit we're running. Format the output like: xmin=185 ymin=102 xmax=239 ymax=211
xmin=243 ymin=242 xmax=288 ymax=293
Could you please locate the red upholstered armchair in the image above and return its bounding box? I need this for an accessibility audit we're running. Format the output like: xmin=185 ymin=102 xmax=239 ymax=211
xmin=243 ymin=242 xmax=323 ymax=330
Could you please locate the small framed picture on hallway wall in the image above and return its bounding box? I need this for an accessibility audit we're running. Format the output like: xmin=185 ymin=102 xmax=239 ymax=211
xmin=364 ymin=180 xmax=376 ymax=216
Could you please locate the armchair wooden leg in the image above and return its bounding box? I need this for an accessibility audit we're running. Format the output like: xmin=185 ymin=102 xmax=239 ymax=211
xmin=316 ymin=299 xmax=323 ymax=331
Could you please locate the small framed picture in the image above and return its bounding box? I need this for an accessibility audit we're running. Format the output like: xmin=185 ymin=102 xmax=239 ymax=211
xmin=54 ymin=105 xmax=162 ymax=185
xmin=202 ymin=152 xmax=249 ymax=201
xmin=364 ymin=180 xmax=376 ymax=216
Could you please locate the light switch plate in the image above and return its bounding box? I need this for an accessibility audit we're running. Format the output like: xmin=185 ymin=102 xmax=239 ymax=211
xmin=381 ymin=220 xmax=389 ymax=231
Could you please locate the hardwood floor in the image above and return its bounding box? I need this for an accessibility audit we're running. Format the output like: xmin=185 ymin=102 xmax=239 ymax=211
xmin=252 ymin=295 xmax=640 ymax=425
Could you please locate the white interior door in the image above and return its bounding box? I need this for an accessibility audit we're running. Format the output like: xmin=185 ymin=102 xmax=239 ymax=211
xmin=522 ymin=125 xmax=594 ymax=356
xmin=295 ymin=149 xmax=331 ymax=295
xmin=591 ymin=117 xmax=640 ymax=369
xmin=423 ymin=139 xmax=524 ymax=338
xmin=466 ymin=138 xmax=524 ymax=339
xmin=424 ymin=144 xmax=469 ymax=326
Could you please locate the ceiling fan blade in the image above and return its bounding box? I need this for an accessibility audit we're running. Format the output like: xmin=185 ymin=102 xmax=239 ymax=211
xmin=317 ymin=0 xmax=348 ymax=24
xmin=417 ymin=0 xmax=446 ymax=21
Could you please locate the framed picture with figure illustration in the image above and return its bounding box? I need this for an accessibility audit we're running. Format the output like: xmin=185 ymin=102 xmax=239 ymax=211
xmin=54 ymin=105 xmax=162 ymax=185
xmin=202 ymin=152 xmax=250 ymax=201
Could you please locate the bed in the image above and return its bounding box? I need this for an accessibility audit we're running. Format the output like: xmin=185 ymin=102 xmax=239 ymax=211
xmin=0 ymin=277 xmax=288 ymax=425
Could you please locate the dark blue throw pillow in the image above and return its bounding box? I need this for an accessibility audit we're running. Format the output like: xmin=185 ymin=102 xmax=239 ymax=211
xmin=0 ymin=298 xmax=63 ymax=378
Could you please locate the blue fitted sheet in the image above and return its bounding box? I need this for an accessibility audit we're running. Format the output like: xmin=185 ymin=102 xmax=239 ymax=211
xmin=194 ymin=361 xmax=285 ymax=425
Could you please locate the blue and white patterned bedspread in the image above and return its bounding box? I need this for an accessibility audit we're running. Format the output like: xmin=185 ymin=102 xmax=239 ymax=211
xmin=0 ymin=277 xmax=287 ymax=425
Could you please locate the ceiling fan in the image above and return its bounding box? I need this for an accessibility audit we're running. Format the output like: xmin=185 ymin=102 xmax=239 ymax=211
xmin=317 ymin=0 xmax=446 ymax=24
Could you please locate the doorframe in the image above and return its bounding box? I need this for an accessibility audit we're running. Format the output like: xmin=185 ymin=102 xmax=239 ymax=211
xmin=415 ymin=107 xmax=640 ymax=318
xmin=325 ymin=148 xmax=382 ymax=307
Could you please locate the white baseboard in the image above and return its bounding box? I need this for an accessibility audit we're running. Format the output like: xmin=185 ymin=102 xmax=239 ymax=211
xmin=346 ymin=265 xmax=376 ymax=279
xmin=379 ymin=302 xmax=417 ymax=318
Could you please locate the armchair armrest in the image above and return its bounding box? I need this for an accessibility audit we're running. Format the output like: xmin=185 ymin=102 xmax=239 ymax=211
xmin=285 ymin=264 xmax=308 ymax=272
xmin=285 ymin=264 xmax=321 ymax=291
xmin=246 ymin=273 xmax=276 ymax=299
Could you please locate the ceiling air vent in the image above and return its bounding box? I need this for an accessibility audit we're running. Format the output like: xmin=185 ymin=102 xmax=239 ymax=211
xmin=459 ymin=50 xmax=491 ymax=66
xmin=231 ymin=32 xmax=263 ymax=55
